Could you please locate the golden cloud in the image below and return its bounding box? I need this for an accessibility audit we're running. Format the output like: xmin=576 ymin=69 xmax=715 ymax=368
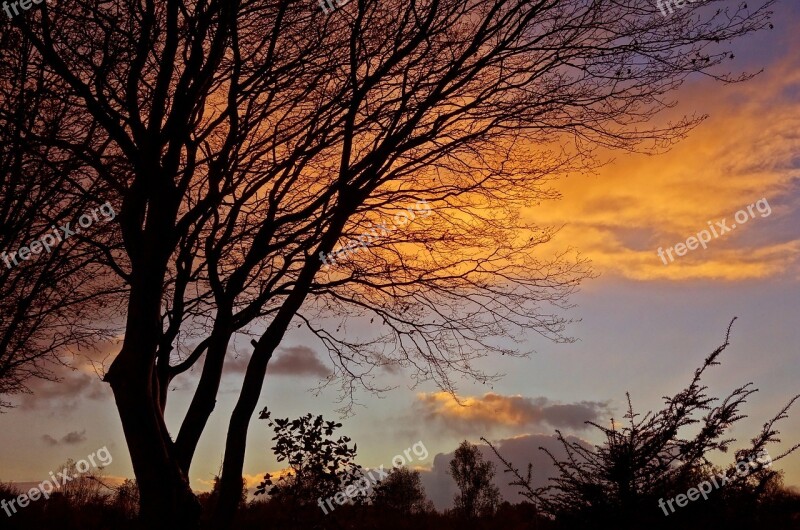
xmin=415 ymin=391 xmax=608 ymax=433
xmin=526 ymin=50 xmax=800 ymax=281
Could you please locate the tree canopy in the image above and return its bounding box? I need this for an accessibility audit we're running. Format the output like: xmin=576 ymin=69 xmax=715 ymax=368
xmin=0 ymin=0 xmax=779 ymax=527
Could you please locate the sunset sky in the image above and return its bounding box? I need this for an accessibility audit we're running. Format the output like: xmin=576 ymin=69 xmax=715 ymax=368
xmin=1 ymin=0 xmax=798 ymax=510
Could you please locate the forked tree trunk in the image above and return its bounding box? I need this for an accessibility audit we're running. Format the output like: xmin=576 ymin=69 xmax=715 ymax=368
xmin=211 ymin=207 xmax=355 ymax=529
xmin=105 ymin=278 xmax=201 ymax=530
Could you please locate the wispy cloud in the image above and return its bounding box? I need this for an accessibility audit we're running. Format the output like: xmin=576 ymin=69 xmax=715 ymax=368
xmin=19 ymin=368 xmax=109 ymax=412
xmin=41 ymin=429 xmax=87 ymax=446
xmin=525 ymin=49 xmax=800 ymax=281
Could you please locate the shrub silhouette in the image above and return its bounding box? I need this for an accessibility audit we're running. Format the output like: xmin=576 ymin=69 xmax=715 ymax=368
xmin=370 ymin=467 xmax=434 ymax=515
xmin=249 ymin=408 xmax=368 ymax=530
xmin=197 ymin=474 xmax=248 ymax=521
xmin=486 ymin=319 xmax=800 ymax=530
xmin=111 ymin=479 xmax=139 ymax=520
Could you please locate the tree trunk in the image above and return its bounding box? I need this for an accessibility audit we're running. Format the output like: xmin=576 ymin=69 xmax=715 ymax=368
xmin=175 ymin=314 xmax=233 ymax=474
xmin=210 ymin=288 xmax=320 ymax=528
xmin=105 ymin=277 xmax=201 ymax=530
xmin=211 ymin=207 xmax=356 ymax=529
xmin=210 ymin=336 xmax=276 ymax=530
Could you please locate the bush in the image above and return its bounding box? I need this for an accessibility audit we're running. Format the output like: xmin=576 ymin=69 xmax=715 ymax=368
xmin=486 ymin=319 xmax=800 ymax=530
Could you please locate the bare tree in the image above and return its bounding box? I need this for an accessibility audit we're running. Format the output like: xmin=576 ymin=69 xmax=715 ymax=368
xmin=0 ymin=0 xmax=779 ymax=528
xmin=0 ymin=27 xmax=122 ymax=409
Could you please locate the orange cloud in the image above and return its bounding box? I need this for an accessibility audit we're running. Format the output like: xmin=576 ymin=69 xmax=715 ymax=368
xmin=248 ymin=468 xmax=295 ymax=488
xmin=415 ymin=391 xmax=608 ymax=433
xmin=526 ymin=50 xmax=800 ymax=281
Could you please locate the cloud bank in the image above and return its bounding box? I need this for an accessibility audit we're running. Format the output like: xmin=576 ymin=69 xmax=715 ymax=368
xmin=419 ymin=434 xmax=587 ymax=510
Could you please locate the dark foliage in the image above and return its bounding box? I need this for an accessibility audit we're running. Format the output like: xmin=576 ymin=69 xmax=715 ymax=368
xmin=486 ymin=319 xmax=800 ymax=530
xmin=370 ymin=467 xmax=434 ymax=515
xmin=255 ymin=409 xmax=365 ymax=504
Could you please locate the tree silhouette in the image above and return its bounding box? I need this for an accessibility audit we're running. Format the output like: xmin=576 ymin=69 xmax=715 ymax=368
xmin=485 ymin=319 xmax=800 ymax=529
xmin=450 ymin=440 xmax=501 ymax=519
xmin=370 ymin=467 xmax=433 ymax=516
xmin=0 ymin=27 xmax=121 ymax=409
xmin=0 ymin=0 xmax=780 ymax=527
xmin=252 ymin=409 xmax=366 ymax=528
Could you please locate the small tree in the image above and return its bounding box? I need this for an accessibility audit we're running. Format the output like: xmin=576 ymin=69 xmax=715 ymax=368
xmin=255 ymin=409 xmax=365 ymax=509
xmin=486 ymin=319 xmax=800 ymax=529
xmin=370 ymin=467 xmax=434 ymax=515
xmin=449 ymin=440 xmax=501 ymax=519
